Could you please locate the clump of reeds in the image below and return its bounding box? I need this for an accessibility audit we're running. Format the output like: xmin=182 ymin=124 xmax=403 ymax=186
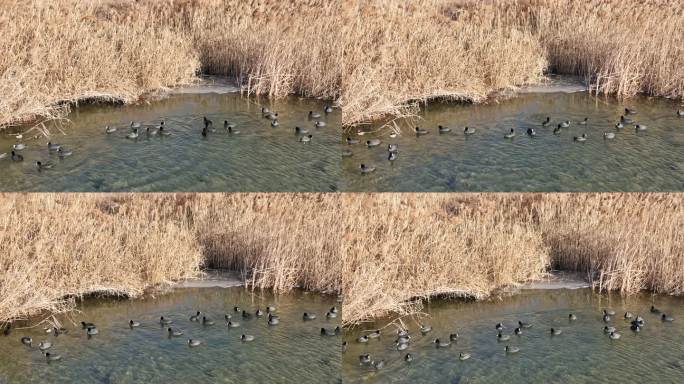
xmin=0 ymin=0 xmax=341 ymax=129
xmin=342 ymin=0 xmax=683 ymax=126
xmin=0 ymin=193 xmax=342 ymax=323
xmin=341 ymin=193 xmax=683 ymax=324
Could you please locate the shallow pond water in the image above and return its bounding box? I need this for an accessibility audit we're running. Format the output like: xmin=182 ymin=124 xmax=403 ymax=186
xmin=343 ymin=288 xmax=684 ymax=383
xmin=0 ymin=93 xmax=340 ymax=192
xmin=0 ymin=288 xmax=341 ymax=383
xmin=342 ymin=92 xmax=684 ymax=191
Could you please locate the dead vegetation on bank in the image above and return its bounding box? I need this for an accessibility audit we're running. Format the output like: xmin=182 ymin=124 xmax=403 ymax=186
xmin=0 ymin=0 xmax=341 ymax=129
xmin=341 ymin=193 xmax=683 ymax=324
xmin=0 ymin=193 xmax=342 ymax=323
xmin=342 ymin=0 xmax=684 ymax=126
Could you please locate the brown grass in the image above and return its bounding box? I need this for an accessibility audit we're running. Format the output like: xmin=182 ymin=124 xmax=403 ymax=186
xmin=0 ymin=193 xmax=342 ymax=323
xmin=341 ymin=193 xmax=684 ymax=324
xmin=0 ymin=0 xmax=341 ymax=129
xmin=342 ymin=0 xmax=684 ymax=126
xmin=1 ymin=193 xmax=681 ymax=326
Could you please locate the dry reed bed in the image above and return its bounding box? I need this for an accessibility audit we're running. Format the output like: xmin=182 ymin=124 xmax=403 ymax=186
xmin=0 ymin=193 xmax=342 ymax=323
xmin=342 ymin=0 xmax=684 ymax=126
xmin=0 ymin=0 xmax=341 ymax=129
xmin=342 ymin=193 xmax=684 ymax=324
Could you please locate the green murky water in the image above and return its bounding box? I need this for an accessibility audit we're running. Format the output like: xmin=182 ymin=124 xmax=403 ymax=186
xmin=342 ymin=92 xmax=684 ymax=191
xmin=0 ymin=288 xmax=341 ymax=383
xmin=0 ymin=93 xmax=340 ymax=192
xmin=343 ymin=288 xmax=684 ymax=383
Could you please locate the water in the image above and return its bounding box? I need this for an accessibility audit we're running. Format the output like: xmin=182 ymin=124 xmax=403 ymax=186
xmin=343 ymin=289 xmax=684 ymax=383
xmin=0 ymin=93 xmax=340 ymax=191
xmin=342 ymin=92 xmax=684 ymax=191
xmin=0 ymin=288 xmax=342 ymax=384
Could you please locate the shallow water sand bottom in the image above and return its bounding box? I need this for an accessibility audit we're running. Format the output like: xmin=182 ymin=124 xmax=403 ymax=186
xmin=0 ymin=288 xmax=341 ymax=384
xmin=0 ymin=93 xmax=340 ymax=192
xmin=342 ymin=92 xmax=684 ymax=191
xmin=343 ymin=289 xmax=684 ymax=383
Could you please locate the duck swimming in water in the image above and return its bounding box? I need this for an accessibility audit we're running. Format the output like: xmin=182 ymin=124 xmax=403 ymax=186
xmin=242 ymin=310 xmax=252 ymax=320
xmin=464 ymin=126 xmax=476 ymax=135
xmin=624 ymin=312 xmax=634 ymax=319
xmin=420 ymin=324 xmax=432 ymax=334
xmin=357 ymin=335 xmax=369 ymax=343
xmin=625 ymin=108 xmax=637 ymax=115
xmin=434 ymin=338 xmax=451 ymax=348
xmin=127 ymin=128 xmax=139 ymax=139
xmin=603 ymin=310 xmax=612 ymax=322
xmin=190 ymin=311 xmax=201 ymax=322
xmin=159 ymin=316 xmax=172 ymax=326
xmin=650 ymin=305 xmax=661 ymax=314
xmin=188 ymin=339 xmax=201 ymax=347
xmin=36 ymin=161 xmax=55 ymax=170
xmin=550 ymin=328 xmax=562 ymax=335
xmin=553 ymin=124 xmax=562 ymax=134
xmin=241 ymin=334 xmax=255 ymax=342
xmin=57 ymin=148 xmax=72 ymax=157
xmin=603 ymin=132 xmax=615 ymax=139
xmin=38 ymin=341 xmax=52 ymax=351
xmin=615 ymin=122 xmax=624 ymax=129
xmin=299 ymin=134 xmax=313 ymax=143
xmin=518 ymin=321 xmax=532 ymax=329
xmin=359 ymin=164 xmax=375 ymax=174
xmin=303 ymin=312 xmax=316 ymax=321
xmin=326 ymin=311 xmax=337 ymax=318
xmin=105 ymin=125 xmax=117 ymax=134
xmin=661 ymin=313 xmax=674 ymax=322
xmin=309 ymin=111 xmax=321 ymax=119
xmin=620 ymin=116 xmax=634 ymax=125
xmin=295 ymin=126 xmax=309 ymax=134
xmin=168 ymin=327 xmax=183 ymax=337
xmin=569 ymin=313 xmax=577 ymax=321
xmin=227 ymin=321 xmax=240 ymax=328
xmin=526 ymin=128 xmax=536 ymax=136
xmin=635 ymin=124 xmax=647 ymax=131
xmin=609 ymin=331 xmax=621 ymax=340
xmin=268 ymin=315 xmax=279 ymax=326
xmin=47 ymin=142 xmax=61 ymax=151
xmin=404 ymin=353 xmax=413 ymax=362
xmin=677 ymin=110 xmax=684 ymax=117
xmin=388 ymin=151 xmax=398 ymax=161
xmin=504 ymin=128 xmax=515 ymax=139
xmin=129 ymin=320 xmax=141 ymax=328
xmin=387 ymin=144 xmax=398 ymax=152
xmin=315 ymin=121 xmax=326 ymax=128
xmin=396 ymin=341 xmax=409 ymax=350
xmin=359 ymin=354 xmax=371 ymax=364
xmin=366 ymin=139 xmax=381 ymax=147
xmin=21 ymin=336 xmax=32 ymax=346
xmin=202 ymin=316 xmax=215 ymax=326
xmin=271 ymin=119 xmax=279 ymax=127
xmin=579 ymin=117 xmax=588 ymax=125
xmin=11 ymin=151 xmax=23 ymax=162
xmin=415 ymin=127 xmax=429 ymax=135
xmin=505 ymin=346 xmax=520 ymax=354
xmin=203 ymin=116 xmax=213 ymax=128
xmin=514 ymin=327 xmax=522 ymax=335
xmin=86 ymin=326 xmax=99 ymax=336
xmin=560 ymin=121 xmax=570 ymax=128
xmin=345 ymin=136 xmax=358 ymax=144
xmin=459 ymin=352 xmax=471 ymax=360
xmin=325 ymin=105 xmax=333 ymax=113
xmin=497 ymin=332 xmax=510 ymax=341
xmin=603 ymin=326 xmax=616 ymax=333
xmin=44 ymin=352 xmax=62 ymax=362
xmin=542 ymin=117 xmax=551 ymax=126
xmin=495 ymin=323 xmax=504 ymax=331
xmin=574 ymin=133 xmax=587 ymax=142
xmin=438 ymin=125 xmax=451 ymax=133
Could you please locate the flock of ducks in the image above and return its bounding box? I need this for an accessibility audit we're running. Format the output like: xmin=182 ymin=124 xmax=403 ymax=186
xmin=0 ymin=137 xmax=73 ymax=170
xmin=346 ymin=107 xmax=683 ymax=174
xmin=345 ymin=304 xmax=676 ymax=371
xmin=105 ymin=105 xmax=333 ymax=145
xmin=9 ymin=305 xmax=341 ymax=363
xmin=0 ymin=104 xmax=334 ymax=172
